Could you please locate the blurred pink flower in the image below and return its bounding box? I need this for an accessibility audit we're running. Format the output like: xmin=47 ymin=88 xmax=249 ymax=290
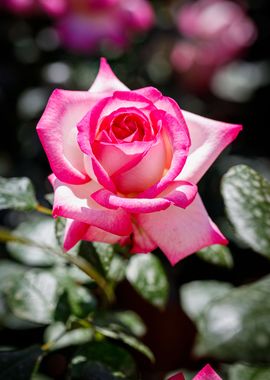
xmin=2 ymin=0 xmax=154 ymax=53
xmin=54 ymin=0 xmax=155 ymax=53
xmin=168 ymin=364 xmax=222 ymax=380
xmin=171 ymin=0 xmax=257 ymax=92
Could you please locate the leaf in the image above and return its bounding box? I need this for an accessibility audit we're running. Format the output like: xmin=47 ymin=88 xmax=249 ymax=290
xmin=71 ymin=341 xmax=137 ymax=380
xmin=0 ymin=177 xmax=37 ymax=211
xmin=180 ymin=281 xmax=233 ymax=321
xmin=197 ymin=245 xmax=234 ymax=268
xmin=0 ymin=345 xmax=42 ymax=380
xmin=193 ymin=275 xmax=270 ymax=362
xmin=107 ymin=254 xmax=127 ymax=282
xmin=126 ymin=254 xmax=169 ymax=308
xmin=221 ymin=165 xmax=270 ymax=258
xmin=93 ymin=242 xmax=114 ymax=274
xmin=113 ymin=311 xmax=146 ymax=337
xmin=7 ymin=216 xmax=60 ymax=266
xmin=228 ymin=363 xmax=270 ymax=380
xmin=95 ymin=325 xmax=154 ymax=363
xmin=54 ymin=217 xmax=66 ymax=247
xmin=6 ymin=270 xmax=62 ymax=324
xmin=44 ymin=322 xmax=93 ymax=350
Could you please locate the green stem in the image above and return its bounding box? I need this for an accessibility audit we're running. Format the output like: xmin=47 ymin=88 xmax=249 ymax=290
xmin=0 ymin=227 xmax=115 ymax=303
xmin=35 ymin=204 xmax=53 ymax=216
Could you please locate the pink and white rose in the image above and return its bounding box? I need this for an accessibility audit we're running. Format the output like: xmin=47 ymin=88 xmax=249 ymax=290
xmin=168 ymin=364 xmax=222 ymax=380
xmin=37 ymin=58 xmax=242 ymax=265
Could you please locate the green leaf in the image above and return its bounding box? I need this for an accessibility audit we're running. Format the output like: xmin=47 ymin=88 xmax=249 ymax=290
xmin=113 ymin=311 xmax=146 ymax=337
xmin=7 ymin=216 xmax=60 ymax=266
xmin=71 ymin=341 xmax=137 ymax=380
xmin=6 ymin=270 xmax=62 ymax=324
xmin=44 ymin=322 xmax=93 ymax=350
xmin=221 ymin=165 xmax=270 ymax=258
xmin=95 ymin=325 xmax=154 ymax=363
xmin=228 ymin=363 xmax=270 ymax=380
xmin=54 ymin=217 xmax=66 ymax=247
xmin=107 ymin=254 xmax=127 ymax=282
xmin=126 ymin=254 xmax=169 ymax=308
xmin=180 ymin=281 xmax=233 ymax=321
xmin=93 ymin=242 xmax=114 ymax=274
xmin=197 ymin=244 xmax=234 ymax=268
xmin=0 ymin=345 xmax=42 ymax=380
xmin=0 ymin=177 xmax=37 ymax=211
xmin=193 ymin=275 xmax=270 ymax=362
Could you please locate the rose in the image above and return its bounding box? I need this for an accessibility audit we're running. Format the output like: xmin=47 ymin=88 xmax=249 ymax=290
xmin=48 ymin=0 xmax=155 ymax=53
xmin=3 ymin=0 xmax=154 ymax=53
xmin=37 ymin=58 xmax=241 ymax=265
xmin=168 ymin=364 xmax=222 ymax=380
xmin=171 ymin=0 xmax=256 ymax=91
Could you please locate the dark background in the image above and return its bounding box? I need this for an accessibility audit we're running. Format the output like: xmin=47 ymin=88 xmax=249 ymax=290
xmin=1 ymin=0 xmax=270 ymax=379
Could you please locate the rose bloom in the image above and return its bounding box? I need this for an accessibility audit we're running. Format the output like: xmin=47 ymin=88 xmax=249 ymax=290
xmin=37 ymin=58 xmax=242 ymax=265
xmin=168 ymin=364 xmax=222 ymax=380
xmin=171 ymin=0 xmax=256 ymax=92
xmin=54 ymin=0 xmax=154 ymax=53
xmin=2 ymin=0 xmax=154 ymax=53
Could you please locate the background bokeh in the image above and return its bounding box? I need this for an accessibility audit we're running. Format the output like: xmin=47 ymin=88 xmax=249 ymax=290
xmin=1 ymin=0 xmax=270 ymax=379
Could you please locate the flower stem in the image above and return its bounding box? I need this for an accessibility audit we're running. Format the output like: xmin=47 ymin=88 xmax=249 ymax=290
xmin=0 ymin=227 xmax=115 ymax=303
xmin=35 ymin=204 xmax=53 ymax=216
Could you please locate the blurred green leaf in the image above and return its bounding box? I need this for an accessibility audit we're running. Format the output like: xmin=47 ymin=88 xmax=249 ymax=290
xmin=44 ymin=321 xmax=93 ymax=350
xmin=93 ymin=242 xmax=114 ymax=274
xmin=7 ymin=216 xmax=60 ymax=266
xmin=193 ymin=276 xmax=270 ymax=362
xmin=228 ymin=363 xmax=270 ymax=380
xmin=54 ymin=217 xmax=66 ymax=247
xmin=107 ymin=254 xmax=127 ymax=282
xmin=6 ymin=270 xmax=62 ymax=324
xmin=181 ymin=281 xmax=233 ymax=321
xmin=126 ymin=254 xmax=169 ymax=308
xmin=0 ymin=346 xmax=42 ymax=380
xmin=113 ymin=311 xmax=146 ymax=337
xmin=95 ymin=324 xmax=154 ymax=362
xmin=0 ymin=177 xmax=37 ymax=211
xmin=197 ymin=244 xmax=234 ymax=268
xmin=222 ymin=165 xmax=270 ymax=258
xmin=71 ymin=341 xmax=137 ymax=380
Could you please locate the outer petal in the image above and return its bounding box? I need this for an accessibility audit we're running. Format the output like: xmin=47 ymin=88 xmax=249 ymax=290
xmin=63 ymin=219 xmax=89 ymax=250
xmin=91 ymin=189 xmax=171 ymax=213
xmin=83 ymin=225 xmax=123 ymax=245
xmin=50 ymin=175 xmax=132 ymax=236
xmin=89 ymin=58 xmax=129 ymax=93
xmin=37 ymin=89 xmax=100 ymax=184
xmin=179 ymin=111 xmax=242 ymax=184
xmin=131 ymin=219 xmax=158 ymax=253
xmin=138 ymin=194 xmax=227 ymax=265
xmin=193 ymin=364 xmax=222 ymax=380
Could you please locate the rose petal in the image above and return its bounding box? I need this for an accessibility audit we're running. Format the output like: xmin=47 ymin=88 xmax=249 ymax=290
xmin=91 ymin=189 xmax=171 ymax=213
xmin=133 ymin=86 xmax=162 ymax=103
xmin=63 ymin=219 xmax=89 ymax=250
xmin=179 ymin=111 xmax=242 ymax=184
xmin=161 ymin=180 xmax=198 ymax=209
xmin=89 ymin=57 xmax=129 ymax=93
xmin=113 ymin=135 xmax=168 ymax=194
xmin=37 ymin=89 xmax=100 ymax=184
xmin=83 ymin=225 xmax=123 ymax=244
xmin=139 ymin=110 xmax=190 ymax=198
xmin=138 ymin=194 xmax=227 ymax=265
xmin=131 ymin=218 xmax=158 ymax=253
xmin=49 ymin=174 xmax=132 ymax=236
xmin=194 ymin=364 xmax=222 ymax=380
